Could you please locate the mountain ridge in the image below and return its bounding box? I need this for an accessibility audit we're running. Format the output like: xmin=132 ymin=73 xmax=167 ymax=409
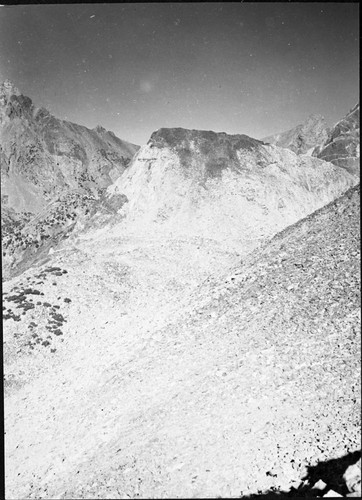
xmin=312 ymin=103 xmax=360 ymax=176
xmin=0 ymin=80 xmax=139 ymax=214
xmin=262 ymin=113 xmax=330 ymax=155
xmin=107 ymin=125 xmax=357 ymax=251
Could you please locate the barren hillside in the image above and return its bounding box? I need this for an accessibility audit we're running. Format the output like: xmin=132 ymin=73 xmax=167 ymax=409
xmin=4 ymin=182 xmax=360 ymax=498
xmin=107 ymin=127 xmax=356 ymax=251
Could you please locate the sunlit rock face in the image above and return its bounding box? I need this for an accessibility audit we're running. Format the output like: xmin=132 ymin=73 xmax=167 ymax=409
xmin=262 ymin=114 xmax=330 ymax=156
xmin=0 ymin=80 xmax=139 ymax=214
xmin=313 ymin=103 xmax=360 ymax=176
xmin=107 ymin=126 xmax=357 ymax=250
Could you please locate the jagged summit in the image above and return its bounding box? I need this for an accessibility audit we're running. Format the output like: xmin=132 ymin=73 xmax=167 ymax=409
xmin=0 ymin=82 xmax=139 ymax=214
xmin=348 ymin=102 xmax=359 ymax=115
xmin=0 ymin=79 xmax=21 ymax=98
xmin=93 ymin=124 xmax=107 ymax=134
xmin=1 ymin=81 xmax=140 ymax=277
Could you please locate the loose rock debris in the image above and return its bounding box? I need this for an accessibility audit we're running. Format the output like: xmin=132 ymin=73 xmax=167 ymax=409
xmin=3 ymin=186 xmax=360 ymax=498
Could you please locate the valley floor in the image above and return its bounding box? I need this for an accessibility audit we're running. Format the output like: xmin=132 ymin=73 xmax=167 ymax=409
xmin=3 ymin=208 xmax=361 ymax=498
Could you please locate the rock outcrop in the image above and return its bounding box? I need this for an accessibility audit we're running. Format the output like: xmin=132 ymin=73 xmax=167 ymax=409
xmin=0 ymin=80 xmax=139 ymax=214
xmin=107 ymin=127 xmax=357 ymax=251
xmin=313 ymin=103 xmax=360 ymax=176
xmin=262 ymin=114 xmax=330 ymax=155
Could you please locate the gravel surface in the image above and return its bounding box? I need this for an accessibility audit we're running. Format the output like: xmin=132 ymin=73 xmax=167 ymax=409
xmin=4 ymin=185 xmax=360 ymax=498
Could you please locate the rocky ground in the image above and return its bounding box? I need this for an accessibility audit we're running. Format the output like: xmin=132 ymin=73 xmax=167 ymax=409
xmin=3 ymin=185 xmax=360 ymax=498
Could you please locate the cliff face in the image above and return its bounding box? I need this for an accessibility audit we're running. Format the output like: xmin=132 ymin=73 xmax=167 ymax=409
xmin=262 ymin=114 xmax=330 ymax=155
xmin=313 ymin=104 xmax=360 ymax=176
xmin=107 ymin=127 xmax=356 ymax=251
xmin=0 ymin=80 xmax=139 ymax=214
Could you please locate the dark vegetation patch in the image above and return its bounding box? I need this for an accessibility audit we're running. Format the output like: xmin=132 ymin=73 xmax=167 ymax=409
xmin=3 ymin=311 xmax=21 ymax=321
xmin=3 ymin=189 xmax=95 ymax=280
xmin=23 ymin=288 xmax=41 ymax=295
xmin=50 ymin=312 xmax=66 ymax=323
xmin=6 ymin=294 xmax=26 ymax=303
xmin=21 ymin=303 xmax=35 ymax=311
xmin=45 ymin=266 xmax=62 ymax=272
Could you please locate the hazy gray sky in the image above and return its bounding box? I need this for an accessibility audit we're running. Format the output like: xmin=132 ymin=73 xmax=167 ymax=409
xmin=0 ymin=3 xmax=359 ymax=145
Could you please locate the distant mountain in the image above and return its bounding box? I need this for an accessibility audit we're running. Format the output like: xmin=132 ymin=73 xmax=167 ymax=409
xmin=0 ymin=80 xmax=139 ymax=279
xmin=0 ymin=80 xmax=139 ymax=214
xmin=313 ymin=103 xmax=360 ymax=176
xmin=262 ymin=114 xmax=330 ymax=155
xmin=107 ymin=127 xmax=356 ymax=250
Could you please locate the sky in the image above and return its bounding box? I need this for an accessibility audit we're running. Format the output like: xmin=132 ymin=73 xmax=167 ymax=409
xmin=0 ymin=3 xmax=359 ymax=146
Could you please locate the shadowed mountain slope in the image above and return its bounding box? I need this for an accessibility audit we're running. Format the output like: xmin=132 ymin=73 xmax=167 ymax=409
xmin=262 ymin=114 xmax=330 ymax=155
xmin=313 ymin=103 xmax=360 ymax=176
xmin=0 ymin=80 xmax=139 ymax=214
xmin=1 ymin=80 xmax=138 ymax=279
xmin=107 ymin=126 xmax=356 ymax=252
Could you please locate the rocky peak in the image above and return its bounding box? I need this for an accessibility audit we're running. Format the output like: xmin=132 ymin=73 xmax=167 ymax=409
xmin=262 ymin=114 xmax=329 ymax=155
xmin=0 ymin=80 xmax=21 ymax=99
xmin=0 ymin=81 xmax=139 ymax=215
xmin=302 ymin=113 xmax=327 ymax=132
xmin=94 ymin=125 xmax=107 ymax=134
xmin=33 ymin=106 xmax=53 ymax=122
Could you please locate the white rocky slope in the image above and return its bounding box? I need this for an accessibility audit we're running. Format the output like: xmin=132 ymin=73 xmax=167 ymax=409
xmin=3 ymin=126 xmax=360 ymax=499
xmin=4 ymin=184 xmax=360 ymax=499
xmin=107 ymin=128 xmax=357 ymax=251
